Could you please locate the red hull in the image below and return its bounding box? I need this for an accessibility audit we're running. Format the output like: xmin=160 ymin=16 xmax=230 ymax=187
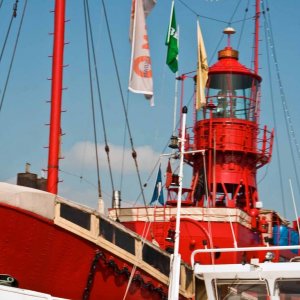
xmin=0 ymin=202 xmax=178 ymax=300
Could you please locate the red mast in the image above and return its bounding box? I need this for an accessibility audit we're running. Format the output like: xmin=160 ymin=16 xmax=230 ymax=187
xmin=47 ymin=0 xmax=66 ymax=194
xmin=254 ymin=0 xmax=260 ymax=74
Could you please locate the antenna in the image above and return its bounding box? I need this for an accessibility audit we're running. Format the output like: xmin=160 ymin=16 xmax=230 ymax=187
xmin=223 ymin=26 xmax=235 ymax=47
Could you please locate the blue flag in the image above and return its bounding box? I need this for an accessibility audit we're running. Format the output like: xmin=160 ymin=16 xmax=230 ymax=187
xmin=150 ymin=166 xmax=164 ymax=205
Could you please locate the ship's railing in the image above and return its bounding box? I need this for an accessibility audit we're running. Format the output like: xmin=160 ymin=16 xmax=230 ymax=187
xmin=185 ymin=121 xmax=274 ymax=166
xmin=191 ymin=245 xmax=300 ymax=267
xmin=54 ymin=200 xmax=194 ymax=298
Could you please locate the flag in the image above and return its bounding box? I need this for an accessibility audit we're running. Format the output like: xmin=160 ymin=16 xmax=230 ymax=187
xmin=129 ymin=0 xmax=154 ymax=105
xmin=196 ymin=19 xmax=208 ymax=110
xmin=165 ymin=159 xmax=173 ymax=188
xmin=166 ymin=1 xmax=178 ymax=73
xmin=150 ymin=165 xmax=164 ymax=205
xmin=129 ymin=0 xmax=156 ymax=42
xmin=143 ymin=0 xmax=156 ymax=16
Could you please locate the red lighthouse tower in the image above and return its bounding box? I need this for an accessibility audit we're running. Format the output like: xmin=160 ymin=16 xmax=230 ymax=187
xmin=191 ymin=28 xmax=274 ymax=213
xmin=162 ymin=28 xmax=278 ymax=264
xmin=112 ymin=23 xmax=299 ymax=267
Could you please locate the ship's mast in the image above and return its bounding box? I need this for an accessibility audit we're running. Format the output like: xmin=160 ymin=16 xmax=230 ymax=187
xmin=168 ymin=106 xmax=188 ymax=300
xmin=254 ymin=0 xmax=260 ymax=74
xmin=47 ymin=0 xmax=66 ymax=194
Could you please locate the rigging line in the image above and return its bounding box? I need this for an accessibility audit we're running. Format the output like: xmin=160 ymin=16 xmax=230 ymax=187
xmin=0 ymin=0 xmax=3 ymax=9
xmin=208 ymin=35 xmax=224 ymax=66
xmin=85 ymin=0 xmax=115 ymax=193
xmin=133 ymin=90 xmax=195 ymax=205
xmin=0 ymin=0 xmax=18 ymax=64
xmin=230 ymin=16 xmax=253 ymax=25
xmin=60 ymin=168 xmax=112 ymax=199
xmin=263 ymin=3 xmax=300 ymax=196
xmin=120 ymin=90 xmax=130 ymax=192
xmin=0 ymin=0 xmax=24 ymax=113
xmin=178 ymin=0 xmax=253 ymax=26
xmin=83 ymin=0 xmax=102 ymax=199
xmin=228 ymin=0 xmax=242 ymax=24
xmin=101 ymin=0 xmax=151 ymax=218
xmin=289 ymin=179 xmax=300 ymax=238
xmin=177 ymin=0 xmax=228 ymax=24
xmin=262 ymin=17 xmax=286 ymax=217
xmin=60 ymin=168 xmax=111 ymax=199
xmin=236 ymin=0 xmax=250 ymax=50
xmin=59 ymin=169 xmax=96 ymax=189
xmin=122 ymin=220 xmax=153 ymax=300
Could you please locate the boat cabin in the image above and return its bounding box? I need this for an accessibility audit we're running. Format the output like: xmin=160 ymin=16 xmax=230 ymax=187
xmin=194 ymin=260 xmax=300 ymax=300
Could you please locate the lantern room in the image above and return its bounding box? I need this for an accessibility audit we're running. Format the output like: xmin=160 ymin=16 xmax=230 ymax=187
xmin=198 ymin=29 xmax=261 ymax=122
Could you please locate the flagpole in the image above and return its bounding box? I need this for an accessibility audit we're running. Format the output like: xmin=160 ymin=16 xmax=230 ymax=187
xmin=172 ymin=25 xmax=179 ymax=134
xmin=168 ymin=106 xmax=188 ymax=300
xmin=128 ymin=0 xmax=138 ymax=83
xmin=167 ymin=0 xmax=174 ymax=44
xmin=173 ymin=74 xmax=178 ymax=134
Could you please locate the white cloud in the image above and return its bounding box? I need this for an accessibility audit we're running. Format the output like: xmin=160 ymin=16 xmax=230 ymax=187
xmin=61 ymin=141 xmax=161 ymax=174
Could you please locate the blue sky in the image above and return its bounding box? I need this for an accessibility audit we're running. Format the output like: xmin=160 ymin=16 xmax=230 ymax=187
xmin=0 ymin=0 xmax=299 ymax=221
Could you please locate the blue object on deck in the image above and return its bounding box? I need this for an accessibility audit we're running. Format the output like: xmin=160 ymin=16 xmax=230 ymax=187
xmin=290 ymin=230 xmax=299 ymax=254
xmin=273 ymin=226 xmax=288 ymax=246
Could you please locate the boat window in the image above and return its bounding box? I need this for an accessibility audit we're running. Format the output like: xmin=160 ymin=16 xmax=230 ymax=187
xmin=99 ymin=218 xmax=135 ymax=255
xmin=195 ymin=277 xmax=208 ymax=300
xmin=114 ymin=226 xmax=135 ymax=255
xmin=212 ymin=278 xmax=270 ymax=299
xmin=99 ymin=218 xmax=114 ymax=242
xmin=275 ymin=278 xmax=300 ymax=299
xmin=60 ymin=203 xmax=91 ymax=230
xmin=142 ymin=243 xmax=170 ymax=276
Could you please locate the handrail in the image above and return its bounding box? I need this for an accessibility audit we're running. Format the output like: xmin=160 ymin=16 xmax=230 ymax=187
xmin=191 ymin=245 xmax=300 ymax=267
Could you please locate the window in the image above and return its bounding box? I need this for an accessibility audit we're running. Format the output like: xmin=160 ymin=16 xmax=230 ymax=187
xmin=213 ymin=278 xmax=270 ymax=299
xmin=198 ymin=73 xmax=259 ymax=121
xmin=99 ymin=218 xmax=135 ymax=255
xmin=60 ymin=204 xmax=91 ymax=230
xmin=275 ymin=278 xmax=300 ymax=299
xmin=142 ymin=243 xmax=170 ymax=276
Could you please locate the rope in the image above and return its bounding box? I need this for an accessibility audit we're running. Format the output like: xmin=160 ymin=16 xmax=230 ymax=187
xmin=83 ymin=0 xmax=102 ymax=199
xmin=262 ymin=2 xmax=300 ymax=198
xmin=262 ymin=14 xmax=286 ymax=217
xmin=178 ymin=0 xmax=227 ymax=24
xmin=0 ymin=0 xmax=18 ymax=65
xmin=101 ymin=0 xmax=149 ymax=211
xmin=85 ymin=0 xmax=115 ymax=194
xmin=0 ymin=0 xmax=25 ymax=113
xmin=176 ymin=0 xmax=254 ymax=65
xmin=119 ymin=90 xmax=130 ymax=193
xmin=228 ymin=0 xmax=242 ymax=25
xmin=236 ymin=0 xmax=250 ymax=50
xmin=132 ymin=89 xmax=195 ymax=206
xmin=178 ymin=0 xmax=253 ymax=25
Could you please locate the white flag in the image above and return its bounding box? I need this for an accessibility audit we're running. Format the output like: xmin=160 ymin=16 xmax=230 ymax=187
xmin=196 ymin=19 xmax=208 ymax=110
xmin=129 ymin=0 xmax=156 ymax=42
xmin=143 ymin=0 xmax=156 ymax=16
xmin=129 ymin=0 xmax=154 ymax=105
